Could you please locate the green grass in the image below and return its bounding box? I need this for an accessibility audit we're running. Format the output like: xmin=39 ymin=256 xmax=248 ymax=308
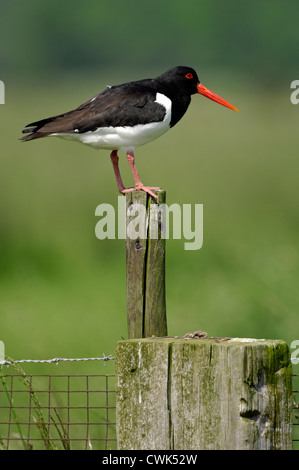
xmin=0 ymin=75 xmax=299 ymax=370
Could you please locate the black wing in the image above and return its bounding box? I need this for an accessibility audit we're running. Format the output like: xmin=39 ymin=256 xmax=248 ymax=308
xmin=20 ymin=82 xmax=167 ymax=141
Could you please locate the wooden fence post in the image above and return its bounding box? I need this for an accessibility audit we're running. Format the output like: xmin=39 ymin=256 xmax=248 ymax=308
xmin=116 ymin=337 xmax=293 ymax=450
xmin=126 ymin=190 xmax=167 ymax=339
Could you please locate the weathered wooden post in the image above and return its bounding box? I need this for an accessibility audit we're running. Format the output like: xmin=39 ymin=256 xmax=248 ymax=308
xmin=117 ymin=190 xmax=293 ymax=449
xmin=116 ymin=337 xmax=293 ymax=450
xmin=126 ymin=190 xmax=167 ymax=339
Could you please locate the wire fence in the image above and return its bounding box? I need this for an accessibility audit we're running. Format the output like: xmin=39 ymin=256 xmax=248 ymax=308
xmin=293 ymin=374 xmax=299 ymax=450
xmin=0 ymin=356 xmax=116 ymax=450
xmin=0 ymin=357 xmax=298 ymax=450
xmin=0 ymin=354 xmax=115 ymax=366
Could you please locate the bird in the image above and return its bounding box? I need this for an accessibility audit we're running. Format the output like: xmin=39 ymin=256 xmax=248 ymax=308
xmin=20 ymin=66 xmax=238 ymax=199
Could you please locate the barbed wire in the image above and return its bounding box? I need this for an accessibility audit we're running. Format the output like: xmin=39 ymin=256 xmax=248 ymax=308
xmin=0 ymin=353 xmax=115 ymax=368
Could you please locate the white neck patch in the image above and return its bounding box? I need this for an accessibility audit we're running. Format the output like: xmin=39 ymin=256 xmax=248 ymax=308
xmin=155 ymin=93 xmax=172 ymax=125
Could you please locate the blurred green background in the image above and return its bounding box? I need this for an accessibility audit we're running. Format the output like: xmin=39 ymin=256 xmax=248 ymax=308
xmin=0 ymin=0 xmax=299 ymax=378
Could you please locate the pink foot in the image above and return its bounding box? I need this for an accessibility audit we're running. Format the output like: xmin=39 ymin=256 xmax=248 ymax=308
xmin=121 ymin=185 xmax=160 ymax=199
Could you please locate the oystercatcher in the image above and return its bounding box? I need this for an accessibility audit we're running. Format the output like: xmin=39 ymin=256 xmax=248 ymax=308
xmin=21 ymin=66 xmax=238 ymax=198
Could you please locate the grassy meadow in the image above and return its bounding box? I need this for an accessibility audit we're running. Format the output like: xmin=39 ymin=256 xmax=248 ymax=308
xmin=0 ymin=73 xmax=299 ymax=372
xmin=0 ymin=72 xmax=298 ymax=449
xmin=1 ymin=0 xmax=299 ymax=449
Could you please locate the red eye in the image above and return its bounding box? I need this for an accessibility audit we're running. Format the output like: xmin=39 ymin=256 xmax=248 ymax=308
xmin=185 ymin=73 xmax=193 ymax=79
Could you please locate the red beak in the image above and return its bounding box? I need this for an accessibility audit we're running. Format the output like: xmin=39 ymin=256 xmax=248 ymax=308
xmin=197 ymin=83 xmax=239 ymax=112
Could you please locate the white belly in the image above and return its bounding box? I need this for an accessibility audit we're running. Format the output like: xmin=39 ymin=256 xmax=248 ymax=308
xmin=53 ymin=92 xmax=172 ymax=153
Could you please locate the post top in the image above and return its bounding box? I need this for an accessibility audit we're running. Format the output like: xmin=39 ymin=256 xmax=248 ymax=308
xmin=117 ymin=336 xmax=288 ymax=347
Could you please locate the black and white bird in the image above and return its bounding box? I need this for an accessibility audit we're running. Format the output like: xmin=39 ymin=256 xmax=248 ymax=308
xmin=21 ymin=66 xmax=238 ymax=198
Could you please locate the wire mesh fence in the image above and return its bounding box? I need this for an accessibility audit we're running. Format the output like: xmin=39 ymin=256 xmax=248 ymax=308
xmin=293 ymin=374 xmax=299 ymax=450
xmin=0 ymin=360 xmax=298 ymax=450
xmin=0 ymin=357 xmax=116 ymax=450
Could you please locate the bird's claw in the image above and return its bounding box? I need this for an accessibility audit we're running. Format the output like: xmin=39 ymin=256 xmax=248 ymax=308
xmin=121 ymin=185 xmax=160 ymax=199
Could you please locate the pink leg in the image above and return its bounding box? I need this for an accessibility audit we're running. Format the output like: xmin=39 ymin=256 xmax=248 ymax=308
xmin=124 ymin=151 xmax=160 ymax=199
xmin=110 ymin=150 xmax=125 ymax=193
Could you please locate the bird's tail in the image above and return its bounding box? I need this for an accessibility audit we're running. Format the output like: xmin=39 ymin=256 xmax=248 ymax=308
xmin=20 ymin=116 xmax=58 ymax=141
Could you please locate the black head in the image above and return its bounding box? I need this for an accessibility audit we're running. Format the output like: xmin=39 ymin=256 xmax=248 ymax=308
xmin=156 ymin=65 xmax=239 ymax=111
xmin=156 ymin=66 xmax=200 ymax=96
